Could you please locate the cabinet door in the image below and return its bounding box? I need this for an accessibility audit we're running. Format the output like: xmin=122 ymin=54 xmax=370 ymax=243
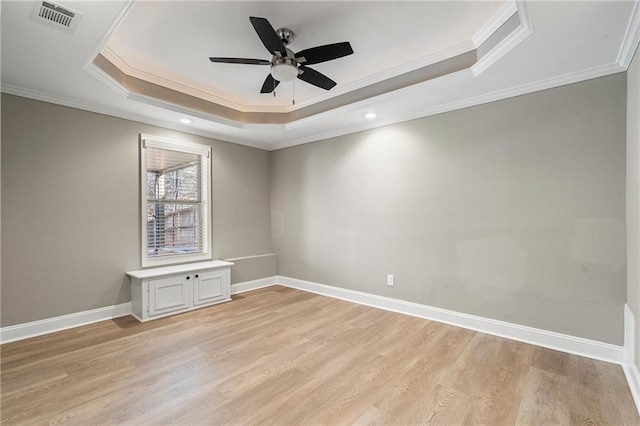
xmin=148 ymin=275 xmax=190 ymax=317
xmin=193 ymin=269 xmax=229 ymax=306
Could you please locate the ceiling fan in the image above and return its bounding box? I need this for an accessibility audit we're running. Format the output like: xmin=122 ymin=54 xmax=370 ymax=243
xmin=209 ymin=16 xmax=354 ymax=94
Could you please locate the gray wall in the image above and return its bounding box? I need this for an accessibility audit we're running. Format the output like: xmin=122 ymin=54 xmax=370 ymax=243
xmin=627 ymin=44 xmax=640 ymax=367
xmin=1 ymin=73 xmax=630 ymax=346
xmin=271 ymin=74 xmax=627 ymax=344
xmin=1 ymin=95 xmax=274 ymax=326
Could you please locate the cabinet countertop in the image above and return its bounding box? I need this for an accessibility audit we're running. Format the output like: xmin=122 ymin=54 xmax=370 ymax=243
xmin=126 ymin=260 xmax=234 ymax=280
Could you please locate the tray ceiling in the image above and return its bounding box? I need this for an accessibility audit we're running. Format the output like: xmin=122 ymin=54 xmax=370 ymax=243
xmin=102 ymin=1 xmax=508 ymax=112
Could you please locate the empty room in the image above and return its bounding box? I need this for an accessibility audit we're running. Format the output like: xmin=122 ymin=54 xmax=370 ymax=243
xmin=2 ymin=0 xmax=640 ymax=424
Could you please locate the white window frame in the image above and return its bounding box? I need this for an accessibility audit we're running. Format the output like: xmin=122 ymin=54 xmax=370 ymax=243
xmin=140 ymin=134 xmax=212 ymax=267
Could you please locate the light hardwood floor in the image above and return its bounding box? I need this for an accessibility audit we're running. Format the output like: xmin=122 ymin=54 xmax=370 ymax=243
xmin=1 ymin=286 xmax=638 ymax=425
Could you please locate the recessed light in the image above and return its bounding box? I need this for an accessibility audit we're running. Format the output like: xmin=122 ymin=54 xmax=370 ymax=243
xmin=179 ymin=118 xmax=193 ymax=124
xmin=365 ymin=112 xmax=377 ymax=119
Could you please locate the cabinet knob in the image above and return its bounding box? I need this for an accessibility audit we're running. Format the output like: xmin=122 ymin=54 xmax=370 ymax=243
xmin=186 ymin=276 xmax=190 ymax=280
xmin=195 ymin=274 xmax=199 ymax=278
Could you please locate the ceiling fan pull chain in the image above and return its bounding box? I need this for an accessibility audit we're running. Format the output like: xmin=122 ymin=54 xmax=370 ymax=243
xmin=292 ymin=79 xmax=296 ymax=106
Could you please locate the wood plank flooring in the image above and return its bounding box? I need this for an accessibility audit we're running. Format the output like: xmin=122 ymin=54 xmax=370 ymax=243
xmin=1 ymin=286 xmax=638 ymax=425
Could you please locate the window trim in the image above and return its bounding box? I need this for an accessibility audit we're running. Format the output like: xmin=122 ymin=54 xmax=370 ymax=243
xmin=140 ymin=133 xmax=212 ymax=267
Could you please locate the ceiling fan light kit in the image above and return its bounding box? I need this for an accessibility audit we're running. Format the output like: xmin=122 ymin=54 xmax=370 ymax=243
xmin=271 ymin=54 xmax=298 ymax=82
xmin=209 ymin=16 xmax=354 ymax=95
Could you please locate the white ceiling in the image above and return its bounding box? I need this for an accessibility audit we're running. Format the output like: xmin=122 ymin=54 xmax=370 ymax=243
xmin=2 ymin=1 xmax=639 ymax=151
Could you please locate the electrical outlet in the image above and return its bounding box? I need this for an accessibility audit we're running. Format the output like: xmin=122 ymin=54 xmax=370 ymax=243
xmin=387 ymin=274 xmax=394 ymax=287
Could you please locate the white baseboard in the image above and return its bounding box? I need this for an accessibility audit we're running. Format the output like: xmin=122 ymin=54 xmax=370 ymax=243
xmin=0 ymin=302 xmax=132 ymax=344
xmin=231 ymin=276 xmax=278 ymax=295
xmin=626 ymin=305 xmax=636 ymax=365
xmin=1 ymin=275 xmax=637 ymax=416
xmin=624 ymin=304 xmax=640 ymax=414
xmin=623 ymin=361 xmax=640 ymax=415
xmin=276 ymin=276 xmax=640 ymax=415
xmin=2 ymin=275 xmax=637 ymax=414
xmin=0 ymin=276 xmax=630 ymax=368
xmin=0 ymin=276 xmax=278 ymax=345
xmin=276 ymin=275 xmax=627 ymax=366
xmin=1 ymin=274 xmax=638 ymax=414
xmin=0 ymin=275 xmax=279 ymax=344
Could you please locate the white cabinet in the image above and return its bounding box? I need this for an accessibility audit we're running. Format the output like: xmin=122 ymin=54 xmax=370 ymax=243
xmin=148 ymin=275 xmax=191 ymax=317
xmin=193 ymin=269 xmax=228 ymax=306
xmin=127 ymin=260 xmax=233 ymax=322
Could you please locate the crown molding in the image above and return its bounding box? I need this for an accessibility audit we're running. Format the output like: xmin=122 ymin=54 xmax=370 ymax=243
xmin=472 ymin=0 xmax=518 ymax=47
xmin=1 ymin=84 xmax=130 ymax=119
xmin=100 ymin=39 xmax=477 ymax=116
xmin=101 ymin=46 xmax=285 ymax=114
xmin=126 ymin=91 xmax=247 ymax=130
xmin=92 ymin=45 xmax=476 ymax=131
xmin=269 ymin=61 xmax=623 ymax=151
xmin=84 ymin=0 xmax=136 ymax=69
xmin=81 ymin=1 xmax=135 ymax=99
xmin=617 ymin=0 xmax=640 ymax=70
xmin=290 ymin=40 xmax=476 ymax=111
xmin=472 ymin=0 xmax=533 ymax=76
xmin=0 ymin=83 xmax=269 ymax=151
xmin=84 ymin=1 xmax=525 ymax=131
xmin=83 ymin=61 xmax=130 ymax=98
xmin=4 ymin=55 xmax=624 ymax=153
xmin=91 ymin=1 xmax=524 ymax=117
xmin=283 ymin=58 xmax=475 ymax=131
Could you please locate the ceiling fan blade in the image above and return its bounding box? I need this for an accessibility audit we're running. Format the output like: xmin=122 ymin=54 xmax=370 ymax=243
xmin=297 ymin=66 xmax=336 ymax=90
xmin=209 ymin=57 xmax=270 ymax=65
xmin=295 ymin=42 xmax=353 ymax=65
xmin=260 ymin=74 xmax=280 ymax=93
xmin=249 ymin=16 xmax=287 ymax=57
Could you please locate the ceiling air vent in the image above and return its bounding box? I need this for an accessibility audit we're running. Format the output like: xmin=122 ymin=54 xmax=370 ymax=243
xmin=31 ymin=1 xmax=83 ymax=34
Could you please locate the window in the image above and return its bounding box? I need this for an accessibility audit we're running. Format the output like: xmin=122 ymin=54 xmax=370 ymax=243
xmin=140 ymin=134 xmax=211 ymax=267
